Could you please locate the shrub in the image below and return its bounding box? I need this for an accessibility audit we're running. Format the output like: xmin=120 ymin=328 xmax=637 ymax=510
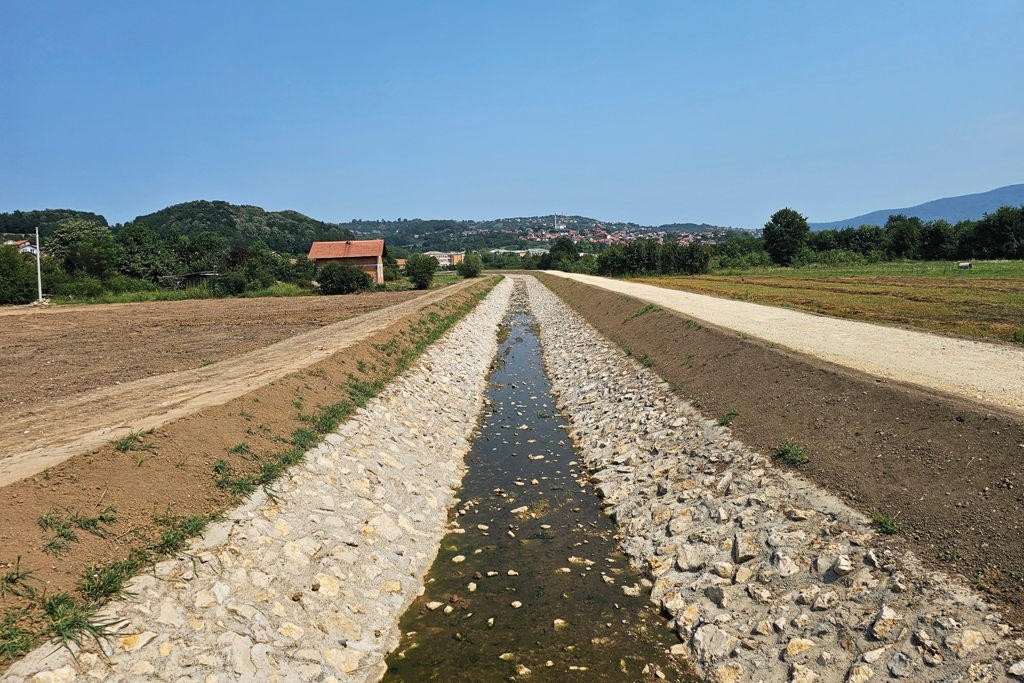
xmin=0 ymin=245 xmax=36 ymax=305
xmin=405 ymin=254 xmax=439 ymax=289
xmin=456 ymin=254 xmax=483 ymax=278
xmin=318 ymin=264 xmax=372 ymax=295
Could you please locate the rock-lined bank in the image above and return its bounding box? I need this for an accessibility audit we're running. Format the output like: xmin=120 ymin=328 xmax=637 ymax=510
xmin=522 ymin=275 xmax=1024 ymax=683
xmin=5 ymin=277 xmax=513 ymax=683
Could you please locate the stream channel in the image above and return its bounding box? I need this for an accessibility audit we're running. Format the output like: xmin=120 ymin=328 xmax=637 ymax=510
xmin=383 ymin=288 xmax=697 ymax=682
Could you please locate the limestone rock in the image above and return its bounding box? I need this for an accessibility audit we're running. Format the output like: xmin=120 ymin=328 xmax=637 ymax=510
xmin=790 ymin=663 xmax=819 ymax=683
xmin=832 ymin=555 xmax=854 ymax=576
xmin=846 ymin=664 xmax=874 ymax=683
xmin=944 ymin=629 xmax=985 ymax=658
xmin=784 ymin=637 xmax=815 ymax=660
xmin=870 ymin=605 xmax=900 ymax=640
xmin=692 ymin=625 xmax=737 ymax=663
xmin=733 ymin=533 xmax=758 ymax=563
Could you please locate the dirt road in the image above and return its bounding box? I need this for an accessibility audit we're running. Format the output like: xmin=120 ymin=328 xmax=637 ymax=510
xmin=0 ymin=284 xmax=473 ymax=486
xmin=551 ymin=272 xmax=1024 ymax=414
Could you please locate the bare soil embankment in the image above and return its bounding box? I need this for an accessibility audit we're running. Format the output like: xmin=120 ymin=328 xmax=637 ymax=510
xmin=537 ymin=272 xmax=1024 ymax=625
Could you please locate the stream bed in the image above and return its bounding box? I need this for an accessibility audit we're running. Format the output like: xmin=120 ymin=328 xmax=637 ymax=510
xmin=382 ymin=289 xmax=697 ymax=682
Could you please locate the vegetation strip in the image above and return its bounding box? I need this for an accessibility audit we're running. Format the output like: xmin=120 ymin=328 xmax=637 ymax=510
xmin=524 ymin=274 xmax=1019 ymax=682
xmin=0 ymin=277 xmax=502 ymax=674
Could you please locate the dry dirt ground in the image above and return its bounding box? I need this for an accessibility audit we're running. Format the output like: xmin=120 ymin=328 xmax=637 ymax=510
xmin=0 ymin=279 xmax=496 ymax=657
xmin=0 ymin=291 xmax=423 ymax=407
xmin=537 ymin=273 xmax=1024 ymax=626
xmin=553 ymin=271 xmax=1024 ymax=414
xmin=0 ymin=289 xmax=466 ymax=486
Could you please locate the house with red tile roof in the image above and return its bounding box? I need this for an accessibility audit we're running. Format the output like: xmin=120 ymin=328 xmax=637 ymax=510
xmin=307 ymin=240 xmax=387 ymax=284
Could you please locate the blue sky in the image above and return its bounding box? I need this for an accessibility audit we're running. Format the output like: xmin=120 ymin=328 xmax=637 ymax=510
xmin=1 ymin=1 xmax=1021 ymax=228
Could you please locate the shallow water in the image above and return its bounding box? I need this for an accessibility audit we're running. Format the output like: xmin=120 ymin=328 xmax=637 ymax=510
xmin=383 ymin=293 xmax=697 ymax=682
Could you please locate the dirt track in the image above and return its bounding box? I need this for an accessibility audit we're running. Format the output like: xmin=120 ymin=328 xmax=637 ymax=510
xmin=551 ymin=272 xmax=1024 ymax=414
xmin=0 ymin=286 xmax=472 ymax=486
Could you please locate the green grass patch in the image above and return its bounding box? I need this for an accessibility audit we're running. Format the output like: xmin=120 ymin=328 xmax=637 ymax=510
xmin=634 ymin=260 xmax=1024 ymax=342
xmin=624 ymin=303 xmax=662 ymax=322
xmin=870 ymin=513 xmax=900 ymax=535
xmin=716 ymin=409 xmax=739 ymax=426
xmin=0 ymin=558 xmax=37 ymax=600
xmin=772 ymin=440 xmax=809 ymax=465
xmin=112 ymin=430 xmax=154 ymax=453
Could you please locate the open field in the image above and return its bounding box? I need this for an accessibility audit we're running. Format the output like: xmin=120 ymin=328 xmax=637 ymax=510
xmin=538 ymin=272 xmax=1024 ymax=627
xmin=0 ymin=282 xmax=486 ymax=487
xmin=631 ymin=260 xmax=1024 ymax=342
xmin=0 ymin=289 xmax=424 ymax=409
xmin=0 ymin=278 xmax=499 ymax=671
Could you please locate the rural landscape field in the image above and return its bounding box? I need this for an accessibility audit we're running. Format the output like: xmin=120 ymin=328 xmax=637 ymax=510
xmin=4 ymin=3 xmax=1024 ymax=682
xmin=632 ymin=260 xmax=1024 ymax=342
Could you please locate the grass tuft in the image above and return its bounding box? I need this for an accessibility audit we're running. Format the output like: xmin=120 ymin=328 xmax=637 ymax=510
xmin=772 ymin=440 xmax=809 ymax=465
xmin=112 ymin=430 xmax=154 ymax=453
xmin=40 ymin=593 xmax=116 ymax=652
xmin=870 ymin=513 xmax=900 ymax=535
xmin=717 ymin=409 xmax=739 ymax=426
xmin=77 ymin=548 xmax=150 ymax=604
xmin=624 ymin=303 xmax=661 ymax=322
xmin=0 ymin=558 xmax=37 ymax=600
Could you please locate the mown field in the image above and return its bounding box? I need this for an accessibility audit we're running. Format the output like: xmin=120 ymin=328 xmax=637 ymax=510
xmin=631 ymin=260 xmax=1024 ymax=342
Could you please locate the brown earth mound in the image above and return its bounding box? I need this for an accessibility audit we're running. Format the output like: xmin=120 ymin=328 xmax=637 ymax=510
xmin=537 ymin=273 xmax=1024 ymax=625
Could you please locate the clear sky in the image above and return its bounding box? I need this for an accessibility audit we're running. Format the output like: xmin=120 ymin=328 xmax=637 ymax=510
xmin=2 ymin=1 xmax=1022 ymax=228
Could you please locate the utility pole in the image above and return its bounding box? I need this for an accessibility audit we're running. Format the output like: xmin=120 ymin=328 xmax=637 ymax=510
xmin=35 ymin=226 xmax=43 ymax=302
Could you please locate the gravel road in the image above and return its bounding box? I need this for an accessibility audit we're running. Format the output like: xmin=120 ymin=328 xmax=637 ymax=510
xmin=551 ymin=272 xmax=1024 ymax=414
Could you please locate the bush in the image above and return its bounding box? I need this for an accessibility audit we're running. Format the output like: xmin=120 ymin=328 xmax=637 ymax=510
xmin=213 ymin=271 xmax=246 ymax=296
xmin=405 ymin=254 xmax=438 ymax=290
xmin=105 ymin=275 xmax=159 ymax=294
xmin=50 ymin=275 xmax=104 ymax=299
xmin=318 ymin=263 xmax=372 ymax=295
xmin=456 ymin=254 xmax=483 ymax=278
xmin=0 ymin=245 xmax=37 ymax=305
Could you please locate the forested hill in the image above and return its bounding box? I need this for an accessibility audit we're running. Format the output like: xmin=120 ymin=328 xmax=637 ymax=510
xmin=132 ymin=201 xmax=354 ymax=254
xmin=0 ymin=209 xmax=109 ymax=238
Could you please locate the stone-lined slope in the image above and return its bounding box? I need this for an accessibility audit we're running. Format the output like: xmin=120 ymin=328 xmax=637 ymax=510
xmin=4 ymin=278 xmax=513 ymax=683
xmin=523 ymin=275 xmax=1022 ymax=683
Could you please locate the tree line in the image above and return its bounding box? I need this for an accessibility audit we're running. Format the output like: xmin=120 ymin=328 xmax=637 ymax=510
xmin=1 ymin=218 xmax=320 ymax=304
xmin=480 ymin=204 xmax=1024 ymax=277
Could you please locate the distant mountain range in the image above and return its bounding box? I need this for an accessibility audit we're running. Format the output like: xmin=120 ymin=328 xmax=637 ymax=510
xmin=810 ymin=184 xmax=1024 ymax=231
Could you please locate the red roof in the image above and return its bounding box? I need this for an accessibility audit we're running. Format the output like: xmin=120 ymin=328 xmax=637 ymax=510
xmin=308 ymin=240 xmax=385 ymax=259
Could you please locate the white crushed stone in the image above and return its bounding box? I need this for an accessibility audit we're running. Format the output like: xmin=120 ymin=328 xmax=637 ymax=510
xmin=5 ymin=277 xmax=513 ymax=683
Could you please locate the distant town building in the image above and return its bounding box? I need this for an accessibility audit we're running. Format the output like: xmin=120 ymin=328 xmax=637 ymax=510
xmin=308 ymin=239 xmax=387 ymax=283
xmin=3 ymin=239 xmax=40 ymax=256
xmin=422 ymin=251 xmax=465 ymax=268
